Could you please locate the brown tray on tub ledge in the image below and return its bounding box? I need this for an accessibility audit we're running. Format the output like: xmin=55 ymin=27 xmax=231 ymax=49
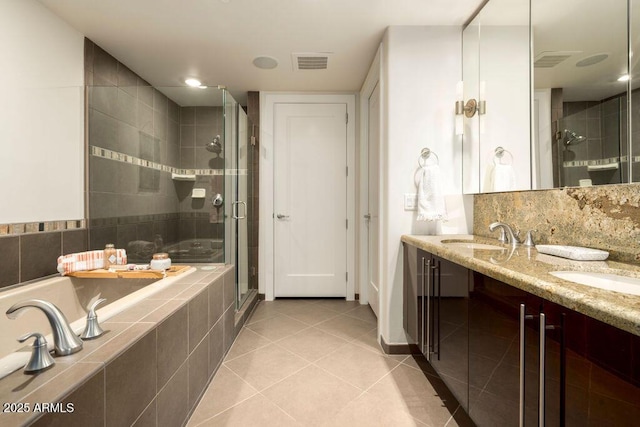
xmin=65 ymin=265 xmax=190 ymax=279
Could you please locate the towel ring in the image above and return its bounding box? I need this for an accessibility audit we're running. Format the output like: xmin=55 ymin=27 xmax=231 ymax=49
xmin=418 ymin=148 xmax=439 ymax=167
xmin=493 ymin=146 xmax=514 ymax=165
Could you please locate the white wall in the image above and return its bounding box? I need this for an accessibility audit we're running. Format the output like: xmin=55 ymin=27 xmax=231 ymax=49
xmin=0 ymin=0 xmax=85 ymax=223
xmin=378 ymin=26 xmax=471 ymax=345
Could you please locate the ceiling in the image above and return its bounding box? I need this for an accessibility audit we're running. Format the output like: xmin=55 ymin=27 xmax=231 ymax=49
xmin=38 ymin=0 xmax=483 ymax=104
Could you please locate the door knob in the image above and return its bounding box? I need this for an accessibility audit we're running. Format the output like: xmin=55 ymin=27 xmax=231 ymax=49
xmin=276 ymin=214 xmax=290 ymax=219
xmin=364 ymin=214 xmax=371 ymax=220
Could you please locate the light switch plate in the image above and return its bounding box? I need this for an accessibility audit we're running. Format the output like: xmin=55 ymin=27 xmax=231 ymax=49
xmin=404 ymin=193 xmax=417 ymax=211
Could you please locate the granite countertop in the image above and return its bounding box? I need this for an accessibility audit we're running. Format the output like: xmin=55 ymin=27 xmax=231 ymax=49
xmin=401 ymin=234 xmax=640 ymax=337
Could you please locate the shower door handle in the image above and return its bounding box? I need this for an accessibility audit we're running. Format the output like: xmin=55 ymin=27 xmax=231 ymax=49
xmin=232 ymin=201 xmax=247 ymax=219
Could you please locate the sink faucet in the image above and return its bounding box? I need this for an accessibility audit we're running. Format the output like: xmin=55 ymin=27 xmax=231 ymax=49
xmin=6 ymin=299 xmax=83 ymax=356
xmin=489 ymin=222 xmax=521 ymax=248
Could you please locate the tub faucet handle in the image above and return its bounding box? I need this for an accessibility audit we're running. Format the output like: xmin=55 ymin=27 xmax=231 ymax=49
xmin=80 ymin=298 xmax=107 ymax=340
xmin=17 ymin=332 xmax=55 ymax=374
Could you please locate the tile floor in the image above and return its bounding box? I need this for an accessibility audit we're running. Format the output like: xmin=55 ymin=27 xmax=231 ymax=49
xmin=187 ymin=299 xmax=473 ymax=426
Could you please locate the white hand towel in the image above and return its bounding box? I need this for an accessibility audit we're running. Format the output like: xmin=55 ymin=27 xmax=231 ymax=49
xmin=417 ymin=164 xmax=447 ymax=221
xmin=488 ymin=163 xmax=516 ymax=192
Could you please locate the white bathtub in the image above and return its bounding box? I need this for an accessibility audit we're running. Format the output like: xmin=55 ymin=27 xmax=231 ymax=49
xmin=0 ymin=268 xmax=195 ymax=379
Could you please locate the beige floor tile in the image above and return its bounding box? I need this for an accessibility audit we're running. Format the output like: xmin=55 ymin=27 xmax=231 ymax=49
xmin=246 ymin=313 xmax=310 ymax=341
xmin=224 ymin=343 xmax=310 ymax=391
xmin=283 ymin=304 xmax=341 ymax=326
xmin=245 ymin=302 xmax=282 ymax=325
xmin=225 ymin=328 xmax=273 ymax=361
xmin=366 ymin=364 xmax=460 ymax=426
xmin=315 ymin=342 xmax=400 ymax=391
xmin=261 ymin=364 xmax=362 ymax=426
xmin=343 ymin=304 xmax=378 ymax=326
xmin=312 ymin=299 xmax=362 ymax=313
xmin=194 ymin=393 xmax=299 ymax=427
xmin=187 ymin=366 xmax=258 ymax=426
xmin=324 ymin=391 xmax=428 ymax=427
xmin=349 ymin=328 xmax=386 ymax=355
xmin=277 ymin=327 xmax=350 ymax=362
xmin=315 ymin=314 xmax=376 ymax=341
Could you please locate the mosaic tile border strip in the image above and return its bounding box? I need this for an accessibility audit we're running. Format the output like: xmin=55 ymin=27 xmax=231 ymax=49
xmin=90 ymin=146 xmax=247 ymax=176
xmin=563 ymin=156 xmax=627 ymax=168
xmin=0 ymin=219 xmax=85 ymax=237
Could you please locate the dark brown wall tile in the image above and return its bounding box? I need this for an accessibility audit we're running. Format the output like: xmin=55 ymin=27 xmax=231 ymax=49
xmin=157 ymin=305 xmax=188 ymax=389
xmin=31 ymin=369 xmax=105 ymax=427
xmin=210 ymin=319 xmax=224 ymax=376
xmin=105 ymin=331 xmax=157 ymax=427
xmin=20 ymin=232 xmax=61 ymax=282
xmin=209 ymin=276 xmax=225 ymax=328
xmin=62 ymin=229 xmax=88 ymax=255
xmin=0 ymin=236 xmax=19 ymax=288
xmin=157 ymin=362 xmax=188 ymax=427
xmin=189 ymin=289 xmax=209 ymax=353
xmin=188 ymin=337 xmax=209 ymax=411
xmin=132 ymin=399 xmax=157 ymax=427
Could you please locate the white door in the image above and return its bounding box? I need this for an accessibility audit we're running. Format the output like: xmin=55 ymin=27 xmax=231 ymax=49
xmin=274 ymin=103 xmax=347 ymax=297
xmin=366 ymin=84 xmax=380 ymax=317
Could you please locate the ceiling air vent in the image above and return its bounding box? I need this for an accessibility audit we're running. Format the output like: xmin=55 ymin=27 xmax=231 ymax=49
xmin=534 ymin=51 xmax=581 ymax=68
xmin=292 ymin=53 xmax=331 ymax=71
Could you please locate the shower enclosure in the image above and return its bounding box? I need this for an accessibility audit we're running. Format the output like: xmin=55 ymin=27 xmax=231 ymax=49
xmin=555 ymin=98 xmax=627 ymax=187
xmin=87 ymin=82 xmax=256 ymax=310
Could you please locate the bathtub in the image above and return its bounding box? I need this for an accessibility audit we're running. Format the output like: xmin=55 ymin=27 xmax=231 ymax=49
xmin=165 ymin=238 xmax=224 ymax=263
xmin=0 ymin=268 xmax=195 ymax=379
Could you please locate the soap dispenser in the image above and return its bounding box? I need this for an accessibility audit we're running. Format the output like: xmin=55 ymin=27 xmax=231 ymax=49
xmin=17 ymin=332 xmax=55 ymax=374
xmin=80 ymin=298 xmax=107 ymax=340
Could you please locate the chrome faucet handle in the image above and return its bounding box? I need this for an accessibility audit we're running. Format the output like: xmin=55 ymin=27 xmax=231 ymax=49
xmin=80 ymin=298 xmax=107 ymax=340
xmin=523 ymin=230 xmax=537 ymax=247
xmin=18 ymin=332 xmax=55 ymax=374
xmin=496 ymin=228 xmax=508 ymax=244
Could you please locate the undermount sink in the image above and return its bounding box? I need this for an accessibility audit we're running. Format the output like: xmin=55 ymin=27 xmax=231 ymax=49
xmin=441 ymin=239 xmax=505 ymax=251
xmin=549 ymin=271 xmax=640 ymax=296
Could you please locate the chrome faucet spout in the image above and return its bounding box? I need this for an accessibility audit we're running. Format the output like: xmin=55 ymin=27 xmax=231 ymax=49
xmin=6 ymin=299 xmax=83 ymax=356
xmin=489 ymin=222 xmax=521 ymax=248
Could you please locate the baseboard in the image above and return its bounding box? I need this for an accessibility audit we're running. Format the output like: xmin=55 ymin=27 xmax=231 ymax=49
xmin=379 ymin=336 xmax=416 ymax=355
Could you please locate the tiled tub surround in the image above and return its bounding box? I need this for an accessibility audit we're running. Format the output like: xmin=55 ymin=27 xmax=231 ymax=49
xmin=0 ymin=229 xmax=88 ymax=290
xmin=401 ymin=234 xmax=640 ymax=337
xmin=474 ymin=183 xmax=640 ymax=263
xmin=0 ymin=265 xmax=241 ymax=427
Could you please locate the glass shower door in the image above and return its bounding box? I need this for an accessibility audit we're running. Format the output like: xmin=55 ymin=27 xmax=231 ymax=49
xmin=224 ymin=91 xmax=251 ymax=310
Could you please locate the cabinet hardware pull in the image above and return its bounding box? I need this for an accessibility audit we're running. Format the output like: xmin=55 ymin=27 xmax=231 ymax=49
xmin=540 ymin=312 xmax=546 ymax=427
xmin=436 ymin=260 xmax=441 ymax=361
xmin=519 ymin=304 xmax=526 ymax=427
xmin=425 ymin=258 xmax=431 ymax=361
xmin=420 ymin=257 xmax=424 ymax=355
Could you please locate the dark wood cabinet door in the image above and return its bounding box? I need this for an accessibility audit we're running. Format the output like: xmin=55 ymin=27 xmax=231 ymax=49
xmin=468 ymin=274 xmax=543 ymax=426
xmin=429 ymin=255 xmax=470 ymax=411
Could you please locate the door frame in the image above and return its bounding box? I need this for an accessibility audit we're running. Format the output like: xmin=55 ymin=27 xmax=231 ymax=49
xmin=358 ymin=47 xmax=381 ymax=307
xmin=260 ymin=92 xmax=356 ymax=301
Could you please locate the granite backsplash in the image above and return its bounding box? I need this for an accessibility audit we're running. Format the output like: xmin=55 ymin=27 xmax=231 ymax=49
xmin=473 ymin=183 xmax=640 ymax=263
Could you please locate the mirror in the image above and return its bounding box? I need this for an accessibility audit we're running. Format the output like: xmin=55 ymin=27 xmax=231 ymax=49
xmin=463 ymin=0 xmax=637 ymax=193
xmin=462 ymin=0 xmax=531 ymax=194
xmin=532 ymin=0 xmax=630 ymax=188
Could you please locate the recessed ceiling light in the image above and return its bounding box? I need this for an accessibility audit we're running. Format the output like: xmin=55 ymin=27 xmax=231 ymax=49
xmin=618 ymin=74 xmax=630 ymax=82
xmin=253 ymin=56 xmax=278 ymax=70
xmin=575 ymin=53 xmax=609 ymax=67
xmin=185 ymin=78 xmax=202 ymax=87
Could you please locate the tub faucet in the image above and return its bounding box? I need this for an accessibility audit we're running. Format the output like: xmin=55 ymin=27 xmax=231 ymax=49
xmin=489 ymin=222 xmax=521 ymax=248
xmin=6 ymin=299 xmax=83 ymax=356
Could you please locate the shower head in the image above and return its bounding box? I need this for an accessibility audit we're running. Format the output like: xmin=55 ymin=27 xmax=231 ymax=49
xmin=206 ymin=135 xmax=222 ymax=154
xmin=563 ymin=129 xmax=586 ymax=146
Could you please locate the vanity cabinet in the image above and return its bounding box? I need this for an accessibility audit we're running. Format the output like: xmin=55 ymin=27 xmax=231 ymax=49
xmin=468 ymin=273 xmax=640 ymax=427
xmin=402 ymin=243 xmax=470 ymax=410
xmin=403 ymin=242 xmax=640 ymax=426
